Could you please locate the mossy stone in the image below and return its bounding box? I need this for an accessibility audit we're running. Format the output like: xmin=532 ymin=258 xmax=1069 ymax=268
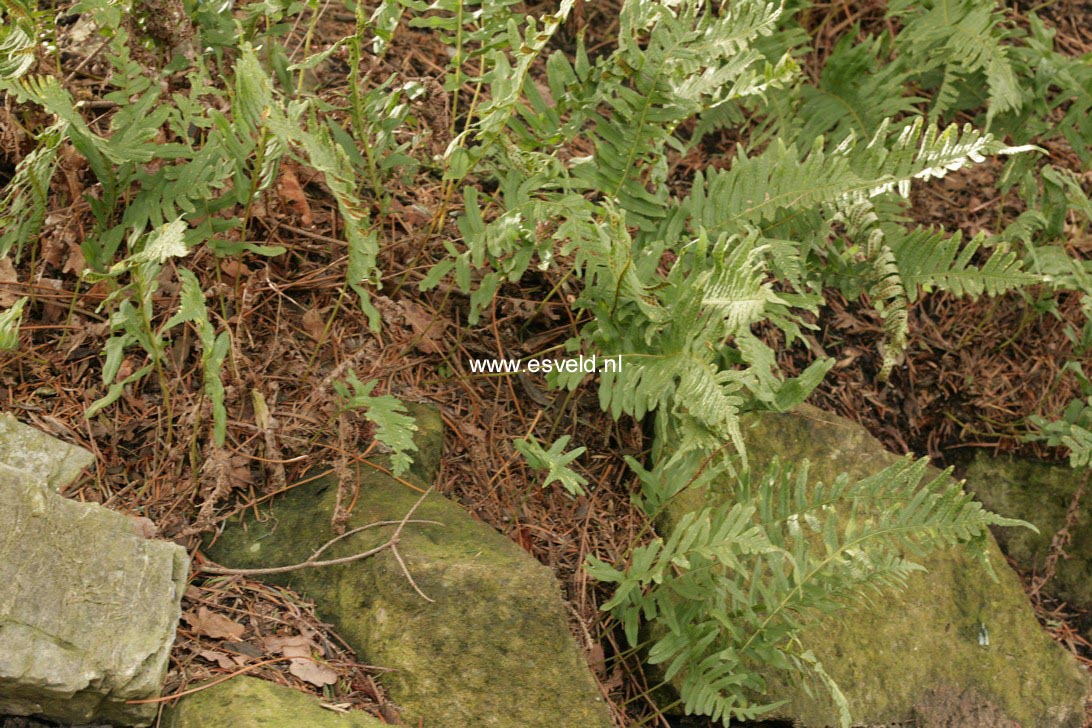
xmin=660 ymin=405 xmax=1088 ymax=727
xmin=964 ymin=452 xmax=1092 ymax=613
xmin=205 ymin=405 xmax=611 ymax=728
xmin=161 ymin=677 xmax=386 ymax=727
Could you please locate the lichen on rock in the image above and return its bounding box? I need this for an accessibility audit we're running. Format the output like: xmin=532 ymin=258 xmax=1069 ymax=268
xmin=964 ymin=452 xmax=1092 ymax=615
xmin=0 ymin=413 xmax=93 ymax=491
xmin=161 ymin=677 xmax=386 ymax=728
xmin=0 ymin=463 xmax=189 ymax=726
xmin=658 ymin=405 xmax=1089 ymax=727
xmin=206 ymin=405 xmax=611 ymax=728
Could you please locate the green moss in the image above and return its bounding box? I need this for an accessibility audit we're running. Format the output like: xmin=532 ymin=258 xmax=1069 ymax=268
xmin=965 ymin=452 xmax=1092 ymax=612
xmin=161 ymin=677 xmax=386 ymax=727
xmin=206 ymin=407 xmax=611 ymax=728
xmin=660 ymin=405 xmax=1089 ymax=727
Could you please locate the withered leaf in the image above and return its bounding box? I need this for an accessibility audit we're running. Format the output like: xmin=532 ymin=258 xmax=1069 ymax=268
xmin=400 ymin=300 xmax=447 ymax=354
xmin=0 ymin=257 xmax=19 ymax=307
xmin=198 ymin=649 xmax=243 ymax=670
xmin=302 ymin=307 xmax=325 ymax=342
xmin=288 ymin=657 xmax=338 ymax=687
xmin=278 ymin=164 xmax=314 ymax=226
xmin=184 ymin=606 xmax=246 ymax=641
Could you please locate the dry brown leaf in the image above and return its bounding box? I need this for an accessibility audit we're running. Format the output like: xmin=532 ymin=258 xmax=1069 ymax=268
xmin=400 ymin=300 xmax=447 ymax=354
xmin=184 ymin=606 xmax=246 ymax=641
xmin=288 ymin=657 xmax=338 ymax=687
xmin=262 ymin=633 xmax=312 ymax=658
xmin=62 ymin=242 xmax=87 ymax=276
xmin=37 ymin=278 xmax=65 ymax=322
xmin=198 ymin=649 xmax=242 ymax=670
xmin=278 ymin=164 xmax=313 ymax=226
xmin=0 ymin=257 xmax=19 ymax=307
xmin=302 ymin=307 xmax=325 ymax=342
xmin=220 ymin=258 xmax=248 ymax=279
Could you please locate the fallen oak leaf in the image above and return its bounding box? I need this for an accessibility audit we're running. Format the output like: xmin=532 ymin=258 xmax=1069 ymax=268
xmin=197 ymin=649 xmax=244 ymax=670
xmin=184 ymin=606 xmax=246 ymax=641
xmin=288 ymin=657 xmax=338 ymax=687
xmin=278 ymin=164 xmax=314 ymax=226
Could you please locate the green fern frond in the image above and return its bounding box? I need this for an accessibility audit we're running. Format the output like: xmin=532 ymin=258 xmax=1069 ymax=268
xmin=514 ymin=434 xmax=589 ymax=496
xmin=690 ymin=116 xmax=1037 ymax=236
xmin=332 ymin=371 xmax=419 ymax=477
xmin=0 ymin=21 xmax=34 ymax=80
xmin=889 ymin=0 xmax=1023 ymax=122
xmin=887 ymin=226 xmax=1041 ymax=300
xmin=0 ymin=123 xmax=62 ymax=260
xmin=594 ymin=455 xmax=1031 ymax=726
xmin=577 ymin=0 xmax=794 ymax=229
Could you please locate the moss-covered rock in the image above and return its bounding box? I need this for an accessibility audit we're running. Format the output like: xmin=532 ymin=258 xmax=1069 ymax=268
xmin=660 ymin=405 xmax=1088 ymax=727
xmin=964 ymin=453 xmax=1092 ymax=614
xmin=205 ymin=405 xmax=611 ymax=728
xmin=161 ymin=677 xmax=386 ymax=727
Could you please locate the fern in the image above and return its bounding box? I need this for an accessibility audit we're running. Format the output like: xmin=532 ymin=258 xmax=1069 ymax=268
xmin=888 ymin=0 xmax=1023 ymax=123
xmin=576 ymin=0 xmax=795 ymax=229
xmin=0 ymin=297 xmax=27 ymax=350
xmin=514 ymin=434 xmax=589 ymax=497
xmin=332 ymin=371 xmax=420 ymax=477
xmin=589 ymin=457 xmax=1032 ymax=725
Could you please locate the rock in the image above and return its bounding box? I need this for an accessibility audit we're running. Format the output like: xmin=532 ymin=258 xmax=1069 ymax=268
xmin=161 ymin=677 xmax=386 ymax=727
xmin=964 ymin=452 xmax=1092 ymax=612
xmin=0 ymin=413 xmax=93 ymax=491
xmin=661 ymin=405 xmax=1088 ymax=727
xmin=206 ymin=405 xmax=611 ymax=728
xmin=0 ymin=462 xmax=189 ymax=726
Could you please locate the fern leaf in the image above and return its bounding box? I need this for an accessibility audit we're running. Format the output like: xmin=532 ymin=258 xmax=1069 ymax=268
xmin=332 ymin=372 xmax=419 ymax=476
xmin=887 ymin=226 xmax=1041 ymax=300
xmin=514 ymin=434 xmax=589 ymax=496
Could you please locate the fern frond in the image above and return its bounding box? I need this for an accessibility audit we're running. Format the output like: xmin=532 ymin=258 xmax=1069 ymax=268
xmin=887 ymin=226 xmax=1041 ymax=300
xmin=514 ymin=434 xmax=589 ymax=496
xmin=0 ymin=21 xmax=34 ymax=80
xmin=0 ymin=123 xmax=62 ymax=260
xmin=690 ymin=117 xmax=1037 ymax=236
xmin=332 ymin=371 xmax=420 ymax=476
xmin=296 ymin=121 xmax=382 ymax=330
xmin=889 ymin=0 xmax=1024 ymax=122
xmin=596 ymin=455 xmax=1030 ymax=726
xmin=578 ymin=0 xmax=794 ymax=229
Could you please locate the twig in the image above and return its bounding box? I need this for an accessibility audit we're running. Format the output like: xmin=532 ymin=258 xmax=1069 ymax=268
xmin=391 ymin=543 xmax=433 ymax=603
xmin=197 ymin=488 xmax=438 ymax=576
xmin=1031 ymin=471 xmax=1089 ymax=597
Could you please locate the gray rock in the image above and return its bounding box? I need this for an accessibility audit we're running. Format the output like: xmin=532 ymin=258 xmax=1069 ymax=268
xmin=660 ymin=405 xmax=1089 ymax=727
xmin=0 ymin=463 xmax=189 ymax=726
xmin=0 ymin=413 xmax=93 ymax=491
xmin=206 ymin=405 xmax=612 ymax=728
xmin=161 ymin=677 xmax=386 ymax=728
